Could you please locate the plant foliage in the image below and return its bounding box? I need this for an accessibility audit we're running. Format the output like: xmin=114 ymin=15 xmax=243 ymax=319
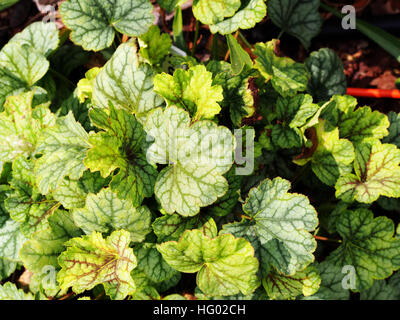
xmin=0 ymin=0 xmax=400 ymax=301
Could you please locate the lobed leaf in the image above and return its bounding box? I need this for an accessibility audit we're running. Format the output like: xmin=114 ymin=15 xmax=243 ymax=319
xmin=59 ymin=0 xmax=154 ymax=51
xmin=321 ymin=95 xmax=389 ymax=145
xmin=73 ymin=188 xmax=152 ymax=242
xmin=84 ymin=106 xmax=158 ymax=206
xmin=254 ymin=40 xmax=309 ymax=97
xmin=0 ymin=91 xmax=55 ymax=163
xmin=306 ymin=48 xmax=347 ymax=101
xmin=154 ymin=65 xmax=223 ymax=120
xmin=20 ymin=210 xmax=82 ymax=273
xmin=222 ymin=177 xmax=318 ymax=276
xmin=326 ymin=209 xmax=400 ymax=291
xmin=209 ymin=0 xmax=267 ymax=35
xmin=294 ymin=119 xmax=355 ymax=186
xmin=335 ymin=140 xmax=400 ymax=203
xmin=58 ymin=230 xmax=137 ymax=300
xmin=139 ymin=25 xmax=172 ymax=66
xmin=157 ymin=229 xmax=259 ymax=296
xmin=92 ymin=41 xmax=163 ymax=123
xmin=0 ymin=282 xmax=34 ymax=300
xmin=144 ymin=106 xmax=235 ymax=216
xmin=268 ymin=0 xmax=322 ymax=48
xmin=35 ymin=112 xmax=90 ymax=195
xmin=192 ymin=0 xmax=241 ymax=25
xmin=263 ymin=265 xmax=321 ymax=300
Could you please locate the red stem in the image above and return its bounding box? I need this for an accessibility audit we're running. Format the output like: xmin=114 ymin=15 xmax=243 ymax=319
xmin=347 ymin=87 xmax=400 ymax=99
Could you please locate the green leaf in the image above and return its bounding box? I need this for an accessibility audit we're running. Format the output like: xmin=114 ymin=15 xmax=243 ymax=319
xmin=0 ymin=68 xmax=26 ymax=109
xmin=302 ymin=261 xmax=350 ymax=300
xmin=172 ymin=6 xmax=189 ymax=53
xmin=0 ymin=22 xmax=59 ymax=108
xmin=144 ymin=106 xmax=235 ymax=216
xmin=294 ymin=120 xmax=355 ymax=186
xmin=50 ymin=45 xmax=90 ymax=77
xmin=153 ymin=214 xmax=207 ymax=242
xmin=0 ymin=0 xmax=20 ymax=11
xmin=263 ymin=265 xmax=321 ymax=300
xmin=52 ymin=171 xmax=109 ymax=210
xmin=135 ymin=243 xmax=179 ymax=283
xmin=209 ymin=0 xmax=267 ymax=35
xmin=0 ymin=91 xmax=55 ymax=163
xmin=268 ymin=0 xmax=322 ymax=48
xmin=326 ymin=209 xmax=400 ymax=292
xmin=76 ymin=67 xmax=101 ymax=103
xmin=139 ymin=25 xmax=172 ymax=66
xmin=154 ymin=65 xmax=223 ymax=120
xmin=59 ymin=0 xmax=154 ymax=51
xmin=226 ymin=34 xmax=253 ymax=75
xmin=335 ymin=140 xmax=400 ymax=203
xmin=5 ymin=157 xmax=60 ymax=237
xmin=58 ymin=93 xmax=93 ymax=132
xmin=0 ymin=219 xmax=27 ymax=261
xmin=157 ymin=229 xmax=259 ymax=296
xmin=84 ymin=107 xmax=157 ymax=206
xmin=207 ymin=60 xmax=255 ymax=126
xmin=195 ymin=286 xmax=269 ymax=300
xmin=360 ymin=273 xmax=400 ymax=300
xmin=8 ymin=21 xmax=59 ymax=57
xmin=254 ymin=40 xmax=310 ymax=97
xmin=157 ymin=0 xmax=186 ymax=13
xmin=321 ymin=95 xmax=389 ymax=145
xmin=306 ymin=48 xmax=347 ymax=101
xmin=0 ymin=258 xmax=17 ymax=281
xmin=221 ymin=177 xmax=318 ymax=275
xmin=271 ymin=94 xmax=319 ymax=149
xmin=35 ymin=112 xmax=90 ymax=195
xmin=0 ymin=186 xmax=11 ymax=227
xmin=73 ymin=188 xmax=152 ymax=242
xmin=207 ymin=167 xmax=242 ymax=217
xmin=0 ymin=43 xmax=48 ymax=88
xmin=20 ymin=210 xmax=82 ymax=273
xmin=132 ymin=267 xmax=182 ymax=296
xmin=378 ymin=196 xmax=400 ymax=213
xmin=0 ymin=282 xmax=34 ymax=300
xmin=130 ymin=269 xmax=161 ymax=300
xmin=383 ymin=111 xmax=400 ymax=148
xmin=92 ymin=42 xmax=163 ymax=123
xmin=58 ymin=230 xmax=137 ymax=300
xmin=192 ymin=0 xmax=241 ymax=25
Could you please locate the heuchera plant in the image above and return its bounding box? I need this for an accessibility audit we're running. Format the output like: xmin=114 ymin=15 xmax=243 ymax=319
xmin=1 ymin=0 xmax=400 ymax=301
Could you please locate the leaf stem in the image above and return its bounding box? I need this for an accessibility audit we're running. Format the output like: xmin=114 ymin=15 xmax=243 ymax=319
xmin=224 ymin=47 xmax=230 ymax=61
xmin=191 ymin=20 xmax=200 ymax=56
xmin=314 ymin=235 xmax=342 ymax=243
xmin=211 ymin=34 xmax=219 ymax=60
xmin=48 ymin=289 xmax=62 ymax=300
xmin=238 ymin=31 xmax=253 ymax=50
xmin=115 ymin=32 xmax=122 ymax=45
xmin=58 ymin=292 xmax=75 ymax=300
xmin=121 ymin=34 xmax=129 ymax=43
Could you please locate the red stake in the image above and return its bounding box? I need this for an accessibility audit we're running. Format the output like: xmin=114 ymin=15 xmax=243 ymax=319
xmin=347 ymin=87 xmax=400 ymax=99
